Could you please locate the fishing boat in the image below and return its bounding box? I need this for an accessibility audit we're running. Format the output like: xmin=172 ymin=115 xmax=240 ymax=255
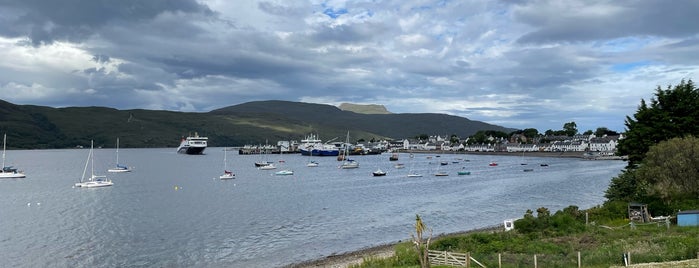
xmin=407 ymin=172 xmax=423 ymax=177
xmin=219 ymin=148 xmax=235 ymax=180
xmin=274 ymin=169 xmax=293 ymax=175
xmin=75 ymin=141 xmax=113 ymax=188
xmin=434 ymin=171 xmax=449 ymax=176
xmin=457 ymin=170 xmax=471 ymax=175
xmin=389 ymin=153 xmax=399 ymax=161
xmin=176 ymin=132 xmax=208 ymax=155
xmin=523 ymin=168 xmax=534 ymax=172
xmin=0 ymin=134 xmax=25 ymax=178
xmin=489 ymin=162 xmax=498 ymax=166
xmin=107 ymin=138 xmax=131 ymax=173
xmin=299 ymin=134 xmax=339 ymax=156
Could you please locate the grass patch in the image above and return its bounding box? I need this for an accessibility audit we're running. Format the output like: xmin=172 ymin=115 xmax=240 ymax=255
xmin=356 ymin=221 xmax=699 ymax=267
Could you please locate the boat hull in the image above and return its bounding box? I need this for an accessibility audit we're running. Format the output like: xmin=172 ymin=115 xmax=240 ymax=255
xmin=0 ymin=171 xmax=25 ymax=178
xmin=177 ymin=146 xmax=206 ymax=155
xmin=219 ymin=174 xmax=235 ymax=180
xmin=299 ymin=149 xmax=339 ymax=156
xmin=75 ymin=181 xmax=113 ymax=188
xmin=108 ymin=167 xmax=131 ymax=173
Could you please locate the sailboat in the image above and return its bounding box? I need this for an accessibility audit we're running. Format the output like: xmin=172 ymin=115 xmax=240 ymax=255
xmin=219 ymin=147 xmax=235 ymax=180
xmin=406 ymin=154 xmax=422 ymax=177
xmin=107 ymin=138 xmax=131 ymax=173
xmin=306 ymin=145 xmax=319 ymax=167
xmin=339 ymin=131 xmax=359 ymax=169
xmin=434 ymin=160 xmax=448 ymax=176
xmin=75 ymin=140 xmax=113 ymax=188
xmin=0 ymin=133 xmax=25 ymax=178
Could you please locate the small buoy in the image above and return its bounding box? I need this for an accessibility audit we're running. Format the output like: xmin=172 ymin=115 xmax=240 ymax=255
xmin=27 ymin=203 xmax=31 ymax=207
xmin=37 ymin=202 xmax=41 ymax=206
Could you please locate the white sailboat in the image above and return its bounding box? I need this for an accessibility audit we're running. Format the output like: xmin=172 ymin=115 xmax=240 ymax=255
xmin=220 ymin=148 xmax=235 ymax=180
xmin=406 ymin=155 xmax=422 ymax=177
xmin=107 ymin=138 xmax=131 ymax=173
xmin=75 ymin=140 xmax=113 ymax=188
xmin=306 ymin=145 xmax=319 ymax=167
xmin=339 ymin=131 xmax=359 ymax=169
xmin=0 ymin=133 xmax=25 ymax=178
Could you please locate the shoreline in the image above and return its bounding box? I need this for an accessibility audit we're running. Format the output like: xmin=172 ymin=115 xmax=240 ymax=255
xmin=284 ymin=225 xmax=503 ymax=268
xmin=404 ymin=150 xmax=627 ymax=160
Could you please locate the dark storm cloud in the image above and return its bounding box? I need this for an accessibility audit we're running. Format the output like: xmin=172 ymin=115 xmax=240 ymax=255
xmin=1 ymin=0 xmax=212 ymax=45
xmin=514 ymin=0 xmax=699 ymax=44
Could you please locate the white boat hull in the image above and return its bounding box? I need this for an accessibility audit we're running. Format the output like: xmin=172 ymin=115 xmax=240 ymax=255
xmin=259 ymin=164 xmax=276 ymax=170
xmin=107 ymin=168 xmax=131 ymax=173
xmin=275 ymin=170 xmax=294 ymax=175
xmin=75 ymin=180 xmax=114 ymax=188
xmin=0 ymin=171 xmax=25 ymax=178
xmin=219 ymin=174 xmax=235 ymax=180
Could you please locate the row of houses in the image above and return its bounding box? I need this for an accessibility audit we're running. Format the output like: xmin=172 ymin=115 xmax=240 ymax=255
xmin=387 ymin=134 xmax=623 ymax=155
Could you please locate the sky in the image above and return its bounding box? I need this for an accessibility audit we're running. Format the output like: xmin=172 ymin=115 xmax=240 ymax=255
xmin=1 ymin=0 xmax=698 ymax=133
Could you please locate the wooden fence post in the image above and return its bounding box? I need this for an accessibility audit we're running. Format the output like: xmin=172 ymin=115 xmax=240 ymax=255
xmin=466 ymin=252 xmax=471 ymax=268
xmin=498 ymin=253 xmax=502 ymax=268
xmin=578 ymin=251 xmax=581 ymax=268
xmin=534 ymin=254 xmax=537 ymax=268
xmin=628 ymin=252 xmax=631 ymax=265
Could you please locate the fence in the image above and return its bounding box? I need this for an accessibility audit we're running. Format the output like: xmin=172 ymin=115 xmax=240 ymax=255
xmin=428 ymin=250 xmax=486 ymax=267
xmin=428 ymin=250 xmax=699 ymax=267
xmin=428 ymin=250 xmax=583 ymax=267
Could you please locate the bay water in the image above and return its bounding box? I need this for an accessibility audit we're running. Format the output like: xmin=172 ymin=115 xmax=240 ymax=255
xmin=0 ymin=148 xmax=625 ymax=267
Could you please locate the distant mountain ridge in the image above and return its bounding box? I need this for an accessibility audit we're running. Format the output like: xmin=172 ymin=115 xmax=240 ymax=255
xmin=0 ymin=99 xmax=516 ymax=149
xmin=338 ymin=103 xmax=392 ymax=114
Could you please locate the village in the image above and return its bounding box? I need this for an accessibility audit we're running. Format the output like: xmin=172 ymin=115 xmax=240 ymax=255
xmin=238 ymin=133 xmax=624 ymax=159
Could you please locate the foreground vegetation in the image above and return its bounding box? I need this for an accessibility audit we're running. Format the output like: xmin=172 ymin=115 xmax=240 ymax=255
xmin=354 ymin=207 xmax=699 ymax=268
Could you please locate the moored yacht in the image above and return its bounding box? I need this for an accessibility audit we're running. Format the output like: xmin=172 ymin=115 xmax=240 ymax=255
xmin=177 ymin=132 xmax=208 ymax=155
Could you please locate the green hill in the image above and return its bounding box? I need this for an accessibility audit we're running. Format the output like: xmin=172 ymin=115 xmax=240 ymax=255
xmin=0 ymin=99 xmax=515 ymax=148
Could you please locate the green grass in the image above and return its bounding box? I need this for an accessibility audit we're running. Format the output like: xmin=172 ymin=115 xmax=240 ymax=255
xmin=356 ymin=223 xmax=699 ymax=268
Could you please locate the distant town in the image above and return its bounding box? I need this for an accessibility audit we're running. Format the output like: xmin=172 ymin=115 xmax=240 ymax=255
xmin=238 ymin=132 xmax=624 ymax=160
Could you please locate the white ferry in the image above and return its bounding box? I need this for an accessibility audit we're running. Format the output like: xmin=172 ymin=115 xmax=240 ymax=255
xmin=177 ymin=133 xmax=208 ymax=155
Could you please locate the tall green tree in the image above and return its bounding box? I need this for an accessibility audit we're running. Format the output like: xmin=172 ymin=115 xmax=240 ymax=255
xmin=563 ymin=121 xmax=578 ymax=136
xmin=617 ymin=79 xmax=699 ymax=167
xmin=636 ymin=136 xmax=699 ymax=205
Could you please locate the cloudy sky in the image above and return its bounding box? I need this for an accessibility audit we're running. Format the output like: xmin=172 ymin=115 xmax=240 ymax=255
xmin=1 ymin=0 xmax=698 ymax=133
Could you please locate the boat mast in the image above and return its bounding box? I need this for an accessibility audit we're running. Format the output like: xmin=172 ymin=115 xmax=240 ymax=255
xmin=90 ymin=140 xmax=95 ymax=180
xmin=2 ymin=133 xmax=6 ymax=169
xmin=80 ymin=141 xmax=91 ymax=183
xmin=115 ymin=138 xmax=120 ymax=165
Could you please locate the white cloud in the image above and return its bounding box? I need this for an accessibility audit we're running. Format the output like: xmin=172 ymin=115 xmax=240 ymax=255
xmin=0 ymin=0 xmax=697 ymax=133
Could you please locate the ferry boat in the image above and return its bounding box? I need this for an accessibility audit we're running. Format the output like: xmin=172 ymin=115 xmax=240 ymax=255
xmin=177 ymin=133 xmax=208 ymax=155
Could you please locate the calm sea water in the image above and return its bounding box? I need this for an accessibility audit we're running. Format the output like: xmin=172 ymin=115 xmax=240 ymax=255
xmin=0 ymin=148 xmax=625 ymax=267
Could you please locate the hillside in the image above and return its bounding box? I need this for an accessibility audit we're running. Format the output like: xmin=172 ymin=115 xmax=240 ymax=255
xmin=0 ymin=99 xmax=515 ymax=149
